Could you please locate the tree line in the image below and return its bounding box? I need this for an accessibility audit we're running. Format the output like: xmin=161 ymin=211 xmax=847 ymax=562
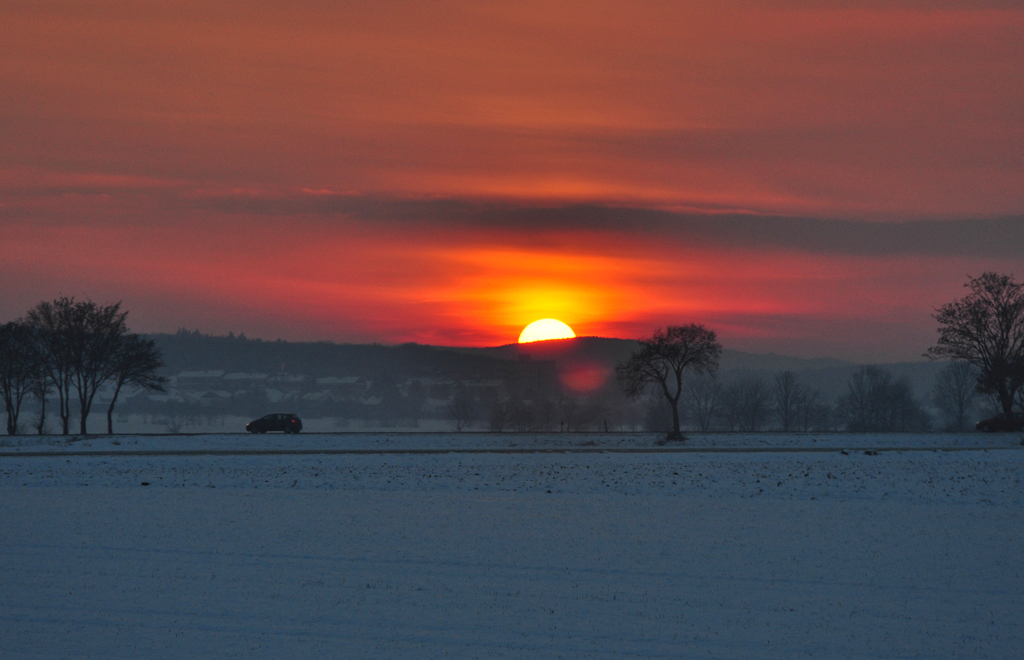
xmin=618 ymin=272 xmax=1024 ymax=439
xmin=441 ymin=359 xmax=987 ymax=434
xmin=0 ymin=297 xmax=166 ymax=435
xmin=641 ymin=363 xmax=980 ymax=434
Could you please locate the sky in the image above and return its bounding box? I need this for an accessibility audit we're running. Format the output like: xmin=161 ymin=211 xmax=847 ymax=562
xmin=2 ymin=1 xmax=1023 ymax=362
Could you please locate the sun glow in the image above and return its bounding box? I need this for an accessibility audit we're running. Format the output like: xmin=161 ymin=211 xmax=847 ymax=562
xmin=518 ymin=319 xmax=576 ymax=343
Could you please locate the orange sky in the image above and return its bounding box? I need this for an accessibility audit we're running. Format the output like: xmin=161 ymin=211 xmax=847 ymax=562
xmin=2 ymin=1 xmax=1023 ymax=361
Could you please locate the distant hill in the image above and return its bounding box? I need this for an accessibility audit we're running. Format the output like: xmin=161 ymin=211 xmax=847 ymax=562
xmin=151 ymin=330 xmax=514 ymax=381
xmin=449 ymin=336 xmax=638 ymax=365
xmin=454 ymin=337 xmax=851 ymax=370
xmin=150 ymin=331 xmax=941 ymax=401
xmin=719 ymin=351 xmax=852 ymax=373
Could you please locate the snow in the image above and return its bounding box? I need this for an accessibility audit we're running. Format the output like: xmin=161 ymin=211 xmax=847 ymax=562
xmin=2 ymin=433 xmax=1023 ymax=658
xmin=1 ymin=430 xmax=1019 ymax=453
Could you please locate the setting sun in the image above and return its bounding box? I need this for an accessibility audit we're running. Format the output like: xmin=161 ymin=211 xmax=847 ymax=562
xmin=518 ymin=319 xmax=576 ymax=343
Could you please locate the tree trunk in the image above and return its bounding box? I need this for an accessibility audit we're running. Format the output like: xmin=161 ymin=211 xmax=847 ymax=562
xmin=36 ymin=395 xmax=46 ymax=434
xmin=80 ymin=402 xmax=96 ymax=435
xmin=58 ymin=390 xmax=69 ymax=435
xmin=106 ymin=385 xmax=121 ymax=434
xmin=670 ymin=370 xmax=684 ymax=438
xmin=7 ymin=395 xmax=24 ymax=434
xmin=999 ymin=384 xmax=1014 ymax=414
xmin=79 ymin=388 xmax=90 ymax=435
xmin=670 ymin=395 xmax=681 ymax=437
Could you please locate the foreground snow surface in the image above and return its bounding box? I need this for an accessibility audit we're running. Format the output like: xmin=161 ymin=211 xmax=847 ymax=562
xmin=2 ymin=436 xmax=1023 ymax=659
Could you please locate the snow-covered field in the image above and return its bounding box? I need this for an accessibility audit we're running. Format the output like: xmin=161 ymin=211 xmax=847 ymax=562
xmin=2 ymin=433 xmax=1023 ymax=658
xmin=2 ymin=430 xmax=1020 ymax=453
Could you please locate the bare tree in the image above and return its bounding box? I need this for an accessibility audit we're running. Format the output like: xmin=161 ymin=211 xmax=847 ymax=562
xmin=488 ymin=398 xmax=508 ymax=431
xmin=683 ymin=371 xmax=720 ymax=432
xmin=794 ymin=386 xmax=831 ymax=432
xmin=26 ymin=297 xmax=128 ymax=434
xmin=927 ymin=272 xmax=1024 ymax=415
xmin=617 ymin=325 xmax=722 ymax=440
xmin=837 ymin=366 xmax=929 ymax=432
xmin=28 ymin=365 xmax=52 ymax=435
xmin=506 ymin=397 xmax=534 ymax=432
xmin=561 ymin=397 xmax=604 ymax=432
xmin=106 ymin=334 xmax=167 ymax=434
xmin=837 ymin=366 xmax=885 ymax=431
xmin=717 ymin=383 xmax=742 ymax=431
xmin=717 ymin=378 xmax=772 ymax=432
xmin=74 ymin=301 xmax=128 ymax=434
xmin=447 ymin=393 xmax=476 ymax=431
xmin=535 ymin=398 xmax=558 ymax=432
xmin=736 ymin=378 xmax=771 ymax=432
xmin=888 ymin=378 xmax=931 ymax=432
xmin=772 ymin=371 xmax=802 ymax=432
xmin=25 ymin=298 xmax=80 ymax=434
xmin=0 ymin=322 xmax=35 ymax=434
xmin=559 ymin=397 xmax=581 ymax=431
xmin=932 ymin=361 xmax=979 ymax=431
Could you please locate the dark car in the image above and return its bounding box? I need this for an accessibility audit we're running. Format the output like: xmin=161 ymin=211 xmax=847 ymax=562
xmin=246 ymin=413 xmax=303 ymax=434
xmin=975 ymin=412 xmax=1024 ymax=432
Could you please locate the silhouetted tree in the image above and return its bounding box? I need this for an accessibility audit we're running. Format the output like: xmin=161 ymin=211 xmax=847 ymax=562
xmin=716 ymin=383 xmax=742 ymax=431
xmin=683 ymin=371 xmax=721 ymax=432
xmin=535 ymin=398 xmax=558 ymax=432
xmin=106 ymin=334 xmax=167 ymax=434
xmin=772 ymin=371 xmax=802 ymax=432
xmin=507 ymin=396 xmax=533 ymax=431
xmin=28 ymin=366 xmax=52 ymax=435
xmin=837 ymin=366 xmax=929 ymax=432
xmin=26 ymin=298 xmax=80 ymax=434
xmin=24 ymin=325 xmax=53 ymax=435
xmin=736 ymin=378 xmax=771 ymax=432
xmin=794 ymin=385 xmax=831 ymax=432
xmin=557 ymin=396 xmax=603 ymax=432
xmin=488 ymin=398 xmax=509 ymax=431
xmin=26 ymin=297 xmax=132 ymax=434
xmin=617 ymin=325 xmax=722 ymax=440
xmin=0 ymin=322 xmax=36 ymax=434
xmin=74 ymin=302 xmax=129 ymax=434
xmin=560 ymin=397 xmax=585 ymax=431
xmin=932 ymin=361 xmax=979 ymax=431
xmin=927 ymin=272 xmax=1024 ymax=415
xmin=447 ymin=392 xmax=476 ymax=431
